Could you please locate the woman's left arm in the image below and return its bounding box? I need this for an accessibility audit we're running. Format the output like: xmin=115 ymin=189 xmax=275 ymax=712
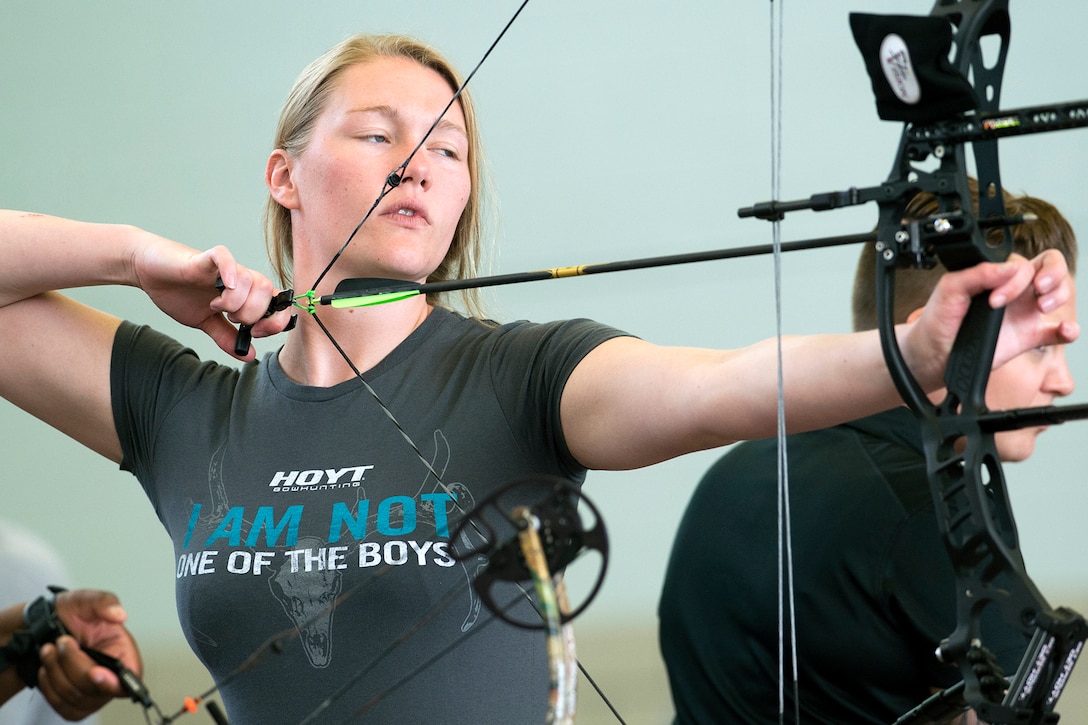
xmin=561 ymin=251 xmax=1077 ymax=471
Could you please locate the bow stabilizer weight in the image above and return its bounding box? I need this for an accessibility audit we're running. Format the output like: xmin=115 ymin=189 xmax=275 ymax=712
xmin=449 ymin=476 xmax=609 ymax=630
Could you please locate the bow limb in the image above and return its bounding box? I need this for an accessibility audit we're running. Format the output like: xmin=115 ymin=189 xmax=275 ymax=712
xmin=741 ymin=2 xmax=1088 ymax=722
xmin=862 ymin=2 xmax=1087 ymax=721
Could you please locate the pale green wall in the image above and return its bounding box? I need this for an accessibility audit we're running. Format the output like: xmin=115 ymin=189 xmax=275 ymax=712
xmin=2 ymin=1 xmax=1086 ymax=722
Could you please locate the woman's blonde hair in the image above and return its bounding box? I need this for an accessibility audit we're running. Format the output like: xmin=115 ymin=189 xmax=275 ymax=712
xmin=263 ymin=33 xmax=487 ymax=314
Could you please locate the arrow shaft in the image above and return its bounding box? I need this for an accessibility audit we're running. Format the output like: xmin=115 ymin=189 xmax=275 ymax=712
xmin=323 ymin=230 xmax=875 ymax=305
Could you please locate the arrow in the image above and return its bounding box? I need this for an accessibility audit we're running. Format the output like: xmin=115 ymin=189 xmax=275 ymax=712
xmin=320 ymin=230 xmax=875 ymax=308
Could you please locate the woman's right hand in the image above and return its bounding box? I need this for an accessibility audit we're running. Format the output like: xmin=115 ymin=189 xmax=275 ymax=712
xmin=131 ymin=235 xmax=293 ymax=360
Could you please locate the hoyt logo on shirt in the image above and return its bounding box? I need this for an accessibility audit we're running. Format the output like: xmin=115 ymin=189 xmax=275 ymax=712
xmin=268 ymin=466 xmax=375 ymax=491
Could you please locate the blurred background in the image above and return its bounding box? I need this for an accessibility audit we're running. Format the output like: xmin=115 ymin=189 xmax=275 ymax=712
xmin=1 ymin=1 xmax=1085 ymax=722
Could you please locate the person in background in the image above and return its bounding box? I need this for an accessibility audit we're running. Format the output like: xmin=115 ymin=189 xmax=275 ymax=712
xmin=658 ymin=182 xmax=1078 ymax=724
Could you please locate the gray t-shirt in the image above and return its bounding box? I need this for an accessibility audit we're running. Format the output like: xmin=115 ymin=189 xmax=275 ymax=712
xmin=111 ymin=308 xmax=625 ymax=724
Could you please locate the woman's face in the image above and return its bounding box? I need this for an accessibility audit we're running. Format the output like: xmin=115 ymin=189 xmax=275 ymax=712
xmin=281 ymin=56 xmax=471 ymax=289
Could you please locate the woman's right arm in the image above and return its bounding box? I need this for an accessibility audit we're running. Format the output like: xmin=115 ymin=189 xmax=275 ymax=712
xmin=0 ymin=210 xmax=283 ymax=462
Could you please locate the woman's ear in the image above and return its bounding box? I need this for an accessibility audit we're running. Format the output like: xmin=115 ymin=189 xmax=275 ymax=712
xmin=266 ymin=149 xmax=299 ymax=209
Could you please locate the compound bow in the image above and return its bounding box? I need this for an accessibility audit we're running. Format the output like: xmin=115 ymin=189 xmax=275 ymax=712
xmin=740 ymin=2 xmax=1088 ymax=722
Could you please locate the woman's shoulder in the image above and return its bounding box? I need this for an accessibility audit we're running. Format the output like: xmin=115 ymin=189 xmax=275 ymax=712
xmin=432 ymin=307 xmax=628 ymax=344
xmin=113 ymin=319 xmax=244 ymax=395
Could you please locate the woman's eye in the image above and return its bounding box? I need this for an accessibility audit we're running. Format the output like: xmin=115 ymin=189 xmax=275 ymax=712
xmin=360 ymin=133 xmax=389 ymax=143
xmin=428 ymin=134 xmax=466 ymax=159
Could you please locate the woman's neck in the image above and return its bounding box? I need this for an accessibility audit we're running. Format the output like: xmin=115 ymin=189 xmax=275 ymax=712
xmin=276 ymin=297 xmax=434 ymax=387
